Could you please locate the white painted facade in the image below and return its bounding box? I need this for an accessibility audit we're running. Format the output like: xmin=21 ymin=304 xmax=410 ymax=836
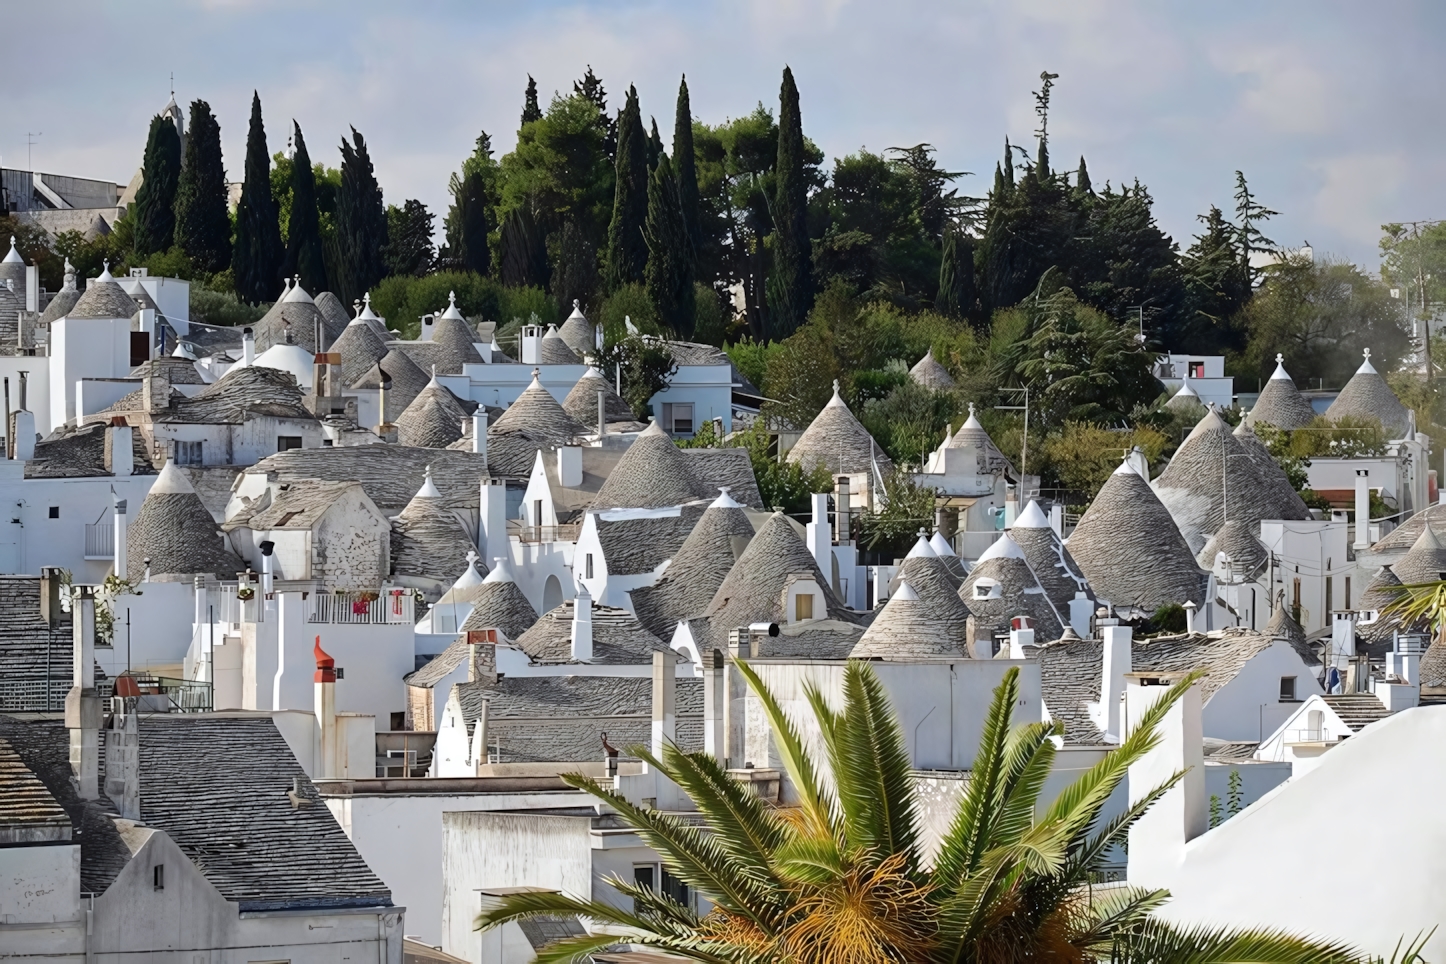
xmin=1155 ymin=353 xmax=1234 ymax=409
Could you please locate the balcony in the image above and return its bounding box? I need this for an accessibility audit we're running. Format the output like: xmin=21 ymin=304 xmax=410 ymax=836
xmin=84 ymin=522 xmax=114 ymax=560
xmin=513 ymin=522 xmax=580 ymax=544
xmin=309 ymin=590 xmax=414 ymax=625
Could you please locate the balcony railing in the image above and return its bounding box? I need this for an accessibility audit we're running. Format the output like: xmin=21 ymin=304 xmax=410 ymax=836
xmin=513 ymin=523 xmax=581 ymax=544
xmin=84 ymin=523 xmax=114 ymax=560
xmin=114 ymin=675 xmax=212 ymax=713
xmin=0 ymin=677 xmax=112 ymax=712
xmin=309 ymin=590 xmax=414 ymax=625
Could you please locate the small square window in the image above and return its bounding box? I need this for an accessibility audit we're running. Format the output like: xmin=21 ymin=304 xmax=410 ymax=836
xmin=153 ymin=864 xmax=164 ymax=890
xmin=335 ymin=667 xmax=344 ymax=680
xmin=276 ymin=436 xmax=303 ymax=452
xmin=175 ymin=440 xmax=203 ymax=466
xmin=795 ymin=593 xmax=814 ymax=621
xmin=1279 ymin=676 xmax=1298 ymax=701
xmin=47 ymin=506 xmax=59 ymax=519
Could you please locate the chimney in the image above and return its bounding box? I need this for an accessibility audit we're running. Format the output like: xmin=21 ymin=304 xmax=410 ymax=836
xmin=104 ymin=696 xmax=140 ymax=820
xmin=467 ymin=628 xmax=499 ymax=685
xmin=652 ymin=650 xmax=676 ymax=757
xmin=314 ymin=637 xmax=337 ymax=780
xmin=478 ymin=478 xmax=507 ymax=563
xmin=557 ymin=446 xmax=582 ymax=488
xmin=834 ymin=475 xmax=851 ymax=544
xmin=471 ymin=411 xmax=487 ymax=457
xmin=11 ymin=409 xmax=33 ymax=460
xmin=1183 ymin=599 xmax=1197 ymax=634
xmin=471 ymin=702 xmax=489 ymax=771
xmin=1090 ymin=622 xmax=1132 ymax=743
xmin=703 ymin=649 xmax=723 ymax=759
xmin=1126 ymin=672 xmax=1205 ymax=890
xmin=1007 ymin=615 xmax=1035 ymax=658
xmin=105 ymin=417 xmax=133 ymax=477
xmin=597 ymin=389 xmax=606 ymax=439
xmin=1068 ymin=591 xmax=1093 ymax=639
xmin=66 ymin=587 xmax=100 ymax=800
xmin=241 ymin=327 xmax=255 ymax=367
xmin=143 ymin=365 xmax=171 ymax=416
xmin=3 ymin=376 xmax=9 ymax=460
xmin=40 ymin=567 xmax=62 ymax=628
xmin=571 ymin=585 xmax=593 ymax=661
xmin=806 ymin=492 xmax=831 ymax=577
xmin=420 ymin=313 xmax=435 ymax=342
xmin=312 ymin=353 xmax=328 ymax=397
xmin=1354 ymin=469 xmax=1371 ymax=551
xmin=259 ymin=540 xmax=275 ymax=596
xmin=113 ymin=493 xmax=128 ymax=580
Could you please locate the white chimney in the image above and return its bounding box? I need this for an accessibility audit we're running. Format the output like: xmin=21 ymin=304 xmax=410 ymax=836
xmin=1183 ymin=599 xmax=1197 ymax=634
xmin=471 ymin=411 xmax=487 ymax=457
xmin=104 ymin=697 xmax=140 ymax=820
xmin=1354 ymin=469 xmax=1371 ymax=551
xmin=66 ymin=587 xmax=100 ymax=800
xmin=597 ymin=389 xmax=606 ymax=439
xmin=557 ymin=446 xmax=582 ymax=488
xmin=314 ymin=637 xmax=338 ymax=780
xmin=571 ymin=585 xmax=593 ymax=661
xmin=113 ymin=494 xmax=128 ymax=580
xmin=652 ymin=650 xmax=677 ymax=757
xmin=806 ymin=492 xmax=831 ymax=575
xmin=107 ymin=421 xmax=133 ymax=477
xmin=1068 ymin=592 xmax=1093 ymax=639
xmin=1089 ymin=622 xmax=1132 ymax=742
xmin=259 ymin=540 xmax=275 ymax=596
xmin=702 ymin=649 xmax=723 ymax=759
xmin=242 ymin=327 xmax=255 ymax=367
xmin=834 ymin=476 xmax=851 ymax=544
xmin=1007 ymin=619 xmax=1035 ymax=658
xmin=1126 ymin=672 xmax=1205 ymax=891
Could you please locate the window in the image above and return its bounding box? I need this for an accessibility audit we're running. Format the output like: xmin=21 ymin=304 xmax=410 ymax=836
xmin=1188 ymin=361 xmax=1206 ymax=379
xmin=633 ymin=864 xmax=655 ymax=892
xmin=153 ymin=864 xmax=164 ymax=891
xmin=1279 ymin=676 xmax=1298 ymax=701
xmin=795 ymin=593 xmax=813 ymax=621
xmin=389 ymin=711 xmax=405 ymax=732
xmin=1345 ymin=576 xmax=1351 ymax=609
xmin=47 ymin=506 xmax=58 ymax=519
xmin=533 ymin=499 xmax=544 ymax=528
xmin=175 ymin=440 xmax=203 ymax=466
xmin=633 ymin=864 xmax=690 ymax=910
xmin=662 ymin=402 xmax=694 ymax=436
xmin=276 ymin=436 xmax=303 ymax=452
xmin=585 ymin=553 xmax=594 ymax=579
xmin=334 ymin=667 xmax=344 ymax=680
xmin=1325 ymin=577 xmax=1332 ymax=615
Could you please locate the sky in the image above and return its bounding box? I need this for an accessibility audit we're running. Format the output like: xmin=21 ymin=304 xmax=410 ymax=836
xmin=5 ymin=0 xmax=1444 ymax=269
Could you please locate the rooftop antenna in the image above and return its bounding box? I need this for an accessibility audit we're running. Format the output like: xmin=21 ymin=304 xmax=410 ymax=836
xmin=25 ymin=132 xmax=40 ymax=175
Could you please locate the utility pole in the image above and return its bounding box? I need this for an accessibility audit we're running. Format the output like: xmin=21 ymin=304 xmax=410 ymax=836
xmin=995 ymin=387 xmax=1030 ymax=478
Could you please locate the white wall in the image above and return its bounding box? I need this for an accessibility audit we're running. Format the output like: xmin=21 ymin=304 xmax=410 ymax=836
xmin=51 ymin=316 xmax=132 ymax=426
xmin=649 ymin=363 xmax=733 ymax=434
xmin=0 ymin=468 xmax=155 ymax=581
xmin=1202 ymin=640 xmax=1324 ymax=742
xmin=0 ymin=843 xmax=80 ymax=924
xmin=96 ymin=579 xmax=194 ymax=677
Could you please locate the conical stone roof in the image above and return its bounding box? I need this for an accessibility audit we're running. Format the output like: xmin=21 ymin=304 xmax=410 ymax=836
xmin=253 ymin=282 xmax=328 ymax=353
xmin=428 ymin=294 xmax=484 ymax=371
xmin=629 ymin=488 xmax=757 ymax=638
xmin=458 ymin=560 xmax=540 ymax=639
xmin=491 ymin=370 xmax=585 ymax=444
xmin=1247 ymin=355 xmax=1317 ymax=430
xmin=1264 ymin=602 xmax=1316 ymax=663
xmin=945 ymin=403 xmax=1014 ymax=475
xmin=593 ymin=421 xmax=697 ymax=509
xmin=929 ymin=531 xmax=968 ymax=579
xmin=704 ymin=512 xmax=861 ymax=632
xmin=887 ymin=533 xmax=963 ymax=595
xmin=1067 ymin=459 xmax=1207 ymax=611
xmin=908 ymin=349 xmax=955 ymax=390
xmin=1357 ymin=566 xmax=1411 ymax=652
xmin=958 ymin=534 xmax=1062 ymax=646
xmin=1389 ymin=525 xmax=1446 ymax=585
xmin=330 ymin=319 xmax=389 ymax=388
xmin=786 ymin=381 xmax=892 ymax=476
xmin=539 ymin=325 xmax=581 ymax=365
xmin=563 ymin=367 xmax=635 ymax=425
xmin=71 ymin=267 xmax=140 ymax=320
xmin=1165 ymin=381 xmax=1205 ymax=412
xmin=127 ymin=460 xmax=242 ymax=578
xmin=851 ymin=580 xmax=971 ymax=659
xmin=396 ymin=378 xmax=468 ymax=448
xmin=557 ymin=301 xmax=597 ymax=355
xmin=391 ymin=469 xmax=478 ymax=584
xmin=1325 ymin=349 xmax=1410 ymax=437
xmin=1010 ymin=500 xmax=1094 ymax=613
xmin=39 ymin=260 xmax=80 ymax=325
xmin=1196 ymin=518 xmax=1269 ymax=577
xmin=1232 ymin=420 xmax=1311 ymax=522
xmin=313 ymin=291 xmax=352 ymax=343
xmin=352 ymin=347 xmax=431 ymax=422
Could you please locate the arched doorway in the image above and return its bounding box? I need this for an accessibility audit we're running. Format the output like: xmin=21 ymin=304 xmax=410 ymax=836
xmin=542 ymin=574 xmax=564 ymax=613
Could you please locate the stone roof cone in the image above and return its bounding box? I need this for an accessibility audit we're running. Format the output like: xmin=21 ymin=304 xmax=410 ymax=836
xmin=786 ymin=380 xmax=893 ymax=476
xmin=851 ymin=578 xmax=971 ymax=659
xmin=959 ymin=533 xmax=1063 ymax=646
xmin=1246 ymin=354 xmax=1317 ymax=430
xmin=557 ymin=300 xmax=597 ymax=355
xmin=491 ymin=369 xmax=585 ymax=443
xmin=945 ymin=403 xmax=1014 ymax=475
xmin=127 ymin=459 xmax=242 ymax=578
xmin=1009 ymin=500 xmax=1094 ymax=614
xmin=563 ymin=365 xmax=635 ymax=425
xmin=592 ymin=420 xmax=696 ymax=509
xmin=539 ymin=325 xmax=581 ymax=365
xmin=458 ymin=557 xmax=540 ymax=639
xmin=1325 ymin=348 xmax=1410 ymax=436
xmin=396 ymin=372 xmax=468 ymax=448
xmin=391 ymin=466 xmax=479 ymax=584
xmin=908 ymin=349 xmax=955 ymax=390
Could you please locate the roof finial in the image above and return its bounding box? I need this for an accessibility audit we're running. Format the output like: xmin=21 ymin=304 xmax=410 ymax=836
xmin=1275 ymin=353 xmax=1283 ymax=364
xmin=352 ymin=299 xmax=361 ymax=317
xmin=968 ymin=402 xmax=976 ymax=416
xmin=465 ymin=548 xmax=478 ymax=567
xmin=363 ymin=292 xmax=372 ymax=307
xmin=431 ymin=363 xmax=437 ymax=380
xmin=448 ymin=290 xmax=456 ymax=307
xmin=832 ymin=378 xmax=840 ymax=395
xmin=531 ymin=367 xmax=541 ymax=380
xmin=1364 ymin=348 xmax=1371 ymax=360
xmin=573 ymin=298 xmax=580 ymax=309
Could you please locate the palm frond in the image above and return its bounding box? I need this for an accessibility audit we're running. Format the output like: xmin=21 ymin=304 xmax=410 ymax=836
xmin=1380 ymin=580 xmax=1446 ymax=633
xmin=1069 ymin=886 xmax=1170 ymax=949
xmin=732 ymin=658 xmax=836 ymax=838
xmin=989 ymin=720 xmax=1060 ymax=851
xmin=773 ymin=833 xmax=849 ymax=886
xmin=829 ymin=661 xmax=921 ymax=870
xmin=1106 ymin=919 xmax=1361 ymax=964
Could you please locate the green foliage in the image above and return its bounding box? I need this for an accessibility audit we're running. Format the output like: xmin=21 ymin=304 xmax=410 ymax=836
xmin=498 ymin=205 xmax=548 ymax=288
xmin=856 ymin=469 xmax=937 ymax=554
xmin=190 ymin=286 xmax=265 ymax=327
xmin=860 ymin=380 xmax=954 ymax=467
xmin=369 ymin=271 xmax=509 ymax=339
xmin=172 ymin=100 xmax=231 ymax=274
xmin=768 ymin=66 xmax=814 ymax=337
xmin=594 ymin=332 xmax=678 ymax=419
xmin=1178 ymin=205 xmax=1250 ymax=355
xmin=1227 ymin=769 xmax=1243 ymax=816
xmin=1035 ymin=421 xmax=1171 ymax=495
xmin=643 ymin=154 xmax=696 ymax=338
xmin=1153 ymin=602 xmax=1187 ymax=634
xmin=498 ymin=284 xmax=558 ymax=328
xmin=548 ymin=219 xmax=598 ymax=317
xmin=1234 ymin=170 xmax=1279 ymax=286
xmin=445 ymin=132 xmax=498 ymax=276
xmin=335 ymin=127 xmax=389 ymax=305
xmin=724 ymin=337 xmax=780 ymax=395
xmin=605 ymin=86 xmax=649 ymax=291
xmin=597 ymin=282 xmax=660 ymax=343
xmin=520 ymin=75 xmax=542 ymax=125
xmin=232 ymin=92 xmax=284 ymax=305
xmin=729 ymin=418 xmax=832 ymax=514
xmin=673 ymin=76 xmax=701 ymax=262
xmin=691 ymin=283 xmax=728 ymax=346
xmin=284 ymin=123 xmax=328 ymax=292
xmin=383 ymin=199 xmax=435 ymax=277
xmin=1209 ymin=794 xmax=1223 ymax=829
xmin=500 ymin=92 xmax=613 ymax=255
xmin=2 ymin=215 xmax=68 ymax=290
xmin=133 ymin=114 xmax=182 ymax=257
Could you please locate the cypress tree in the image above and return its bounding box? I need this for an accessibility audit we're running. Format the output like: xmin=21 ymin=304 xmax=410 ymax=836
xmin=173 ymin=99 xmax=230 ymax=273
xmin=673 ymin=76 xmax=701 ymax=262
xmin=445 ymin=132 xmax=497 ymax=276
xmin=644 ymin=154 xmax=695 ymax=338
xmin=500 ymin=205 xmax=548 ymax=288
xmin=769 ymin=66 xmax=813 ymax=337
xmin=647 ymin=117 xmax=664 ymax=170
xmin=132 ymin=114 xmax=182 ymax=257
xmin=286 ymin=122 xmax=328 ymax=292
xmin=335 ymin=127 xmax=388 ymax=305
xmin=1075 ymin=156 xmax=1092 ymax=196
xmin=521 ymin=75 xmax=543 ymax=126
xmin=1003 ymin=138 xmax=1015 ymax=189
xmin=232 ymin=92 xmax=284 ymax=304
xmin=550 ymin=219 xmax=599 ymax=312
xmin=935 ymin=224 xmax=975 ymax=319
xmin=604 ymin=85 xmax=648 ymax=291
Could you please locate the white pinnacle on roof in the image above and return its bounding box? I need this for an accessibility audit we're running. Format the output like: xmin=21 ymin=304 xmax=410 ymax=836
xmin=415 ymin=465 xmax=442 ymax=500
xmin=279 ymin=277 xmax=292 ymax=299
xmin=440 ymin=291 xmax=465 ymax=321
xmin=282 ymin=278 xmax=314 ymax=304
xmin=892 ymin=579 xmax=920 ymax=602
xmin=904 ymin=530 xmax=937 ymax=559
xmin=98 ymin=261 xmax=114 ymax=282
xmin=1113 ymin=455 xmax=1139 ymax=477
xmin=1173 ymin=381 xmax=1200 ymax=399
xmin=483 ymin=556 xmax=516 ymax=585
xmin=1270 ymin=353 xmax=1292 ymax=380
xmin=450 ymin=550 xmax=485 ymax=593
xmin=929 ymin=531 xmax=957 ymax=557
xmin=1012 ymin=500 xmax=1051 ymax=529
xmin=1356 ymin=347 xmax=1377 ymax=375
xmin=357 ymin=292 xmax=380 ymax=321
xmin=977 ymin=532 xmax=1025 ymax=562
xmin=710 ymin=486 xmax=743 ymax=510
xmin=151 ymin=458 xmax=196 ymax=495
xmin=962 ymin=402 xmax=983 ymax=429
xmin=1 ymin=237 xmax=21 ymax=264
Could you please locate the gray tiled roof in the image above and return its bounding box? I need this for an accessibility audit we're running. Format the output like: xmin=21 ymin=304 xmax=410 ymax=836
xmin=514 ymin=601 xmax=672 ymax=665
xmin=70 ymin=278 xmax=140 ymax=319
xmin=354 ymin=347 xmax=432 ymax=422
xmin=630 ymin=500 xmax=758 ymax=639
xmin=0 ymin=577 xmax=87 ymax=711
xmin=226 ymin=480 xmax=359 ymax=531
xmin=852 ymin=578 xmax=971 ymax=659
xmin=1371 ymin=502 xmax=1446 ymax=553
xmin=405 ymin=635 xmax=475 ymax=688
xmin=563 ymin=370 xmax=634 ymax=424
xmin=39 ymin=287 xmax=81 ymax=325
xmin=158 ymin=365 xmax=316 ymax=425
xmin=593 ymin=422 xmax=698 ymax=509
xmin=594 ymin=507 xmax=703 ymax=576
xmin=958 ymin=542 xmax=1063 ymax=646
xmin=1264 ymin=603 xmax=1317 ymax=664
xmin=1418 ymin=631 xmax=1446 ymax=690
xmin=457 ymin=577 xmax=539 ymax=640
xmin=1068 ymin=463 xmax=1207 ymax=612
xmin=1196 ymin=518 xmax=1269 ymax=577
xmin=888 ymin=553 xmax=963 ymax=597
xmin=0 ymin=736 xmax=69 ymax=839
xmin=786 ymin=386 xmax=892 ymax=476
xmin=397 ymin=380 xmax=468 ymax=449
xmin=1036 ymin=636 xmax=1107 ymax=745
xmin=679 ymin=449 xmax=763 ymax=508
xmin=1320 ymin=694 xmax=1392 ymax=731
xmin=1233 ymin=421 xmax=1312 ymax=523
xmin=908 ymin=349 xmax=955 ymax=390
xmin=1324 ymin=355 xmax=1410 ymax=436
xmin=27 ymin=419 xmax=156 ymax=479
xmin=453 ymin=676 xmax=702 ymax=764
xmin=1246 ymin=365 xmax=1317 ymax=430
xmin=129 ymin=464 xmax=243 ymax=578
xmin=313 ymin=291 xmax=353 ymax=341
xmin=557 ymin=305 xmax=596 ymax=354
xmin=330 ymin=320 xmax=390 ymax=388
xmin=431 ymin=316 xmax=484 ymax=370
xmin=1011 ymin=515 xmax=1094 ymax=615
xmin=491 ymin=376 xmax=585 ymax=445
xmin=1387 ymin=525 xmax=1446 ymax=585
xmin=391 ymin=487 xmax=478 ymax=584
xmin=253 ymin=299 xmax=328 ymax=354
xmin=129 ymin=356 xmax=204 ymax=385
xmin=539 ymin=327 xmax=581 ymax=365
xmin=1356 ymin=566 xmax=1411 ymax=652
xmin=250 ymin=445 xmax=490 ymax=513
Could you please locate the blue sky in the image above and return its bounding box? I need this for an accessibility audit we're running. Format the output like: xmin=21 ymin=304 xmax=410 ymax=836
xmin=7 ymin=1 xmax=1444 ymax=268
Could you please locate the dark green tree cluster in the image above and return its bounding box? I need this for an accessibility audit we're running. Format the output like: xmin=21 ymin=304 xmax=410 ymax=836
xmin=132 ymin=114 xmax=182 ymax=257
xmin=172 ymin=101 xmax=230 ymax=273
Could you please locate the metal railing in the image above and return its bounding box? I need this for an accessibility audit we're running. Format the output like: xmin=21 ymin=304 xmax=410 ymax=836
xmin=309 ymin=590 xmax=414 ymax=625
xmin=84 ymin=523 xmax=114 ymax=559
xmin=117 ymin=674 xmax=212 ymax=713
xmin=0 ymin=677 xmax=112 ymax=712
xmin=513 ymin=523 xmax=581 ymax=544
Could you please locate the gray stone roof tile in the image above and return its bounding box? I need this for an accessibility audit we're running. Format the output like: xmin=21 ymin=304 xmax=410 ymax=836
xmin=514 ymin=601 xmax=671 ymax=665
xmin=786 ymin=383 xmax=892 ymax=476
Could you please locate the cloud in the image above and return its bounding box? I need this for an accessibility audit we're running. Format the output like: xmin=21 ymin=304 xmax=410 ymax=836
xmin=1308 ymin=152 xmax=1409 ymax=253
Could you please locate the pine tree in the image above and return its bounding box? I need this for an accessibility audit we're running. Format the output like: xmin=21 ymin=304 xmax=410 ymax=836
xmin=335 ymin=127 xmax=388 ymax=304
xmin=768 ymin=66 xmax=814 ymax=338
xmin=574 ymin=66 xmax=616 ymax=159
xmin=172 ymin=100 xmax=230 ymax=273
xmin=500 ymin=205 xmax=549 ymax=288
xmin=521 ymin=75 xmax=543 ymax=126
xmin=232 ymin=92 xmax=284 ymax=305
xmin=133 ymin=114 xmax=182 ymax=257
xmin=644 ymin=154 xmax=695 ymax=338
xmin=604 ymin=85 xmax=649 ymax=291
xmin=1033 ymin=71 xmax=1059 ymax=182
xmin=1233 ymin=170 xmax=1278 ymax=286
xmin=673 ymin=76 xmax=701 ymax=261
xmin=647 ymin=117 xmax=664 ymax=170
xmin=286 ymin=122 xmax=328 ymax=292
xmin=446 ymin=132 xmax=497 ymax=276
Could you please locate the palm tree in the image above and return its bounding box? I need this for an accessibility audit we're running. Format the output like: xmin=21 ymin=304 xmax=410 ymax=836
xmin=478 ymin=661 xmax=1358 ymax=963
